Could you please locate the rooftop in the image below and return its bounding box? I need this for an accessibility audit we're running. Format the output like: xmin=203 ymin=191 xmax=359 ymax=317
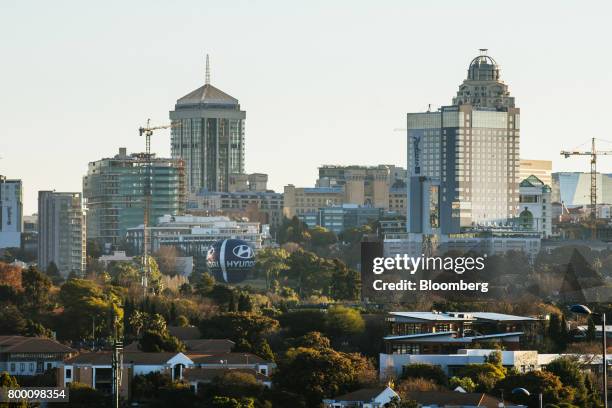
xmin=176 ymin=84 xmax=239 ymax=107
xmin=0 ymin=336 xmax=75 ymax=354
xmin=326 ymin=386 xmax=392 ymax=402
xmin=389 ymin=311 xmax=537 ymax=322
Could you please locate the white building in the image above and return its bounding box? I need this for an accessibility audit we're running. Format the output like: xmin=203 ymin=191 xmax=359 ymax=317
xmin=323 ymin=386 xmax=399 ymax=408
xmin=37 ymin=191 xmax=86 ymax=276
xmin=0 ymin=176 xmax=23 ymax=249
xmin=126 ymin=215 xmax=263 ymax=257
xmin=518 ymin=175 xmax=553 ymax=238
xmin=0 ymin=335 xmax=76 ymax=376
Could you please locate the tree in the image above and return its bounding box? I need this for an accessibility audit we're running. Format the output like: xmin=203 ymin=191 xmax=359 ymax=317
xmin=325 ymin=305 xmax=365 ymax=338
xmin=175 ymin=315 xmax=189 ymax=327
xmin=456 ymin=363 xmax=505 ymax=392
xmin=586 ymin=316 xmax=597 ymax=341
xmin=139 ymin=330 xmax=185 ymax=352
xmin=0 ymin=262 xmax=22 ymax=290
xmin=309 ymin=226 xmax=337 ymax=248
xmin=45 ymin=261 xmax=62 ymax=284
xmin=449 ymin=376 xmax=476 ymax=392
xmin=199 ymin=312 xmax=280 ymax=346
xmin=330 ymin=259 xmax=360 ymax=300
xmin=274 ymin=346 xmax=376 ymax=407
xmin=291 ymin=331 xmax=332 ymax=350
xmin=546 ymin=357 xmax=590 ymax=406
xmin=498 ymin=370 xmax=567 ymax=406
xmin=278 ymin=309 xmax=327 ymax=337
xmin=155 ymin=246 xmax=180 ymax=276
xmin=0 ymin=371 xmax=27 ymax=408
xmin=254 ymin=248 xmax=289 ymax=290
xmin=21 ymin=266 xmax=52 ymax=315
xmin=57 ymin=279 xmax=122 ymax=341
xmin=0 ymin=304 xmax=27 ymax=335
xmin=401 ymin=364 xmax=448 ymax=386
xmin=386 ymin=396 xmax=418 ymax=408
xmin=209 ymin=396 xmax=255 ymax=408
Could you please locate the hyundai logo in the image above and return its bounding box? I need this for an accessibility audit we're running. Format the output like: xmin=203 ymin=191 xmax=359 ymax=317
xmin=232 ymin=244 xmax=254 ymax=259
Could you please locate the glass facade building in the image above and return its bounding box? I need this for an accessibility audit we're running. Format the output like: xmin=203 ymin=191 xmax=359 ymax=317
xmin=169 ymin=81 xmax=245 ymax=193
xmin=82 ymin=148 xmax=186 ymax=246
xmin=407 ymin=51 xmax=520 ymax=234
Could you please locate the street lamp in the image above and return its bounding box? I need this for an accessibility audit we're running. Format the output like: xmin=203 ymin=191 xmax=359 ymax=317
xmin=570 ymin=304 xmax=608 ymax=408
xmin=512 ymin=387 xmax=542 ymax=408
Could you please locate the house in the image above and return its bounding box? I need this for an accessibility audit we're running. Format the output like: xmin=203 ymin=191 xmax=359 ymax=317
xmin=183 ymin=367 xmax=272 ymax=393
xmin=384 ymin=312 xmax=540 ymax=355
xmin=0 ymin=335 xmax=76 ymax=376
xmin=403 ymin=390 xmax=521 ymax=408
xmin=323 ymin=386 xmax=399 ymax=408
xmin=123 ymin=338 xmax=235 ymax=354
xmin=57 ymin=352 xmax=194 ymax=397
xmin=187 ymin=352 xmax=276 ymax=376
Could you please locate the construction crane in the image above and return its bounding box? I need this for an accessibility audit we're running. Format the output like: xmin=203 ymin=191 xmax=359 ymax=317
xmin=137 ymin=119 xmax=180 ymax=295
xmin=561 ymin=137 xmax=612 ymax=239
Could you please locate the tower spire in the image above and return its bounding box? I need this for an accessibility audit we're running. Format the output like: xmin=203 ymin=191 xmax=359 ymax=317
xmin=205 ymin=54 xmax=210 ymax=85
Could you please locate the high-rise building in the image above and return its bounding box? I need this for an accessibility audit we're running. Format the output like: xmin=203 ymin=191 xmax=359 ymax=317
xmin=519 ymin=159 xmax=552 ymax=187
xmin=406 ymin=49 xmax=520 ymax=234
xmin=83 ymin=148 xmax=186 ymax=246
xmin=38 ymin=191 xmax=86 ymax=277
xmin=0 ymin=176 xmax=23 ymax=249
xmin=169 ymin=57 xmax=245 ymax=193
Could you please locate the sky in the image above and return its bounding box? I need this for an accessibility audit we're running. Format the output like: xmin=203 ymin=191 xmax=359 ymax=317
xmin=1 ymin=0 xmax=612 ymax=215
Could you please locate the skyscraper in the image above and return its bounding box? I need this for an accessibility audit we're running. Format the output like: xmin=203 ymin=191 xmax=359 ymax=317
xmin=407 ymin=49 xmax=520 ymax=235
xmin=0 ymin=176 xmax=22 ymax=249
xmin=169 ymin=56 xmax=246 ymax=193
xmin=38 ymin=191 xmax=86 ymax=277
xmin=83 ymin=148 xmax=186 ymax=247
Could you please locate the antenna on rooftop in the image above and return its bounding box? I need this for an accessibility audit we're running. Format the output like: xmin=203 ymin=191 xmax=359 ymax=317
xmin=479 ymin=48 xmax=488 ymax=56
xmin=205 ymin=54 xmax=211 ymax=85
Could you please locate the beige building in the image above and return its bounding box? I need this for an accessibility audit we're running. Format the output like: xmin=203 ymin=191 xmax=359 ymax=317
xmin=520 ymin=159 xmax=552 ymax=187
xmin=283 ymin=185 xmax=343 ymax=218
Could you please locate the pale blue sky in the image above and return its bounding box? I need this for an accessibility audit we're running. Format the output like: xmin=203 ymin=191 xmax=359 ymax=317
xmin=1 ymin=0 xmax=611 ymax=214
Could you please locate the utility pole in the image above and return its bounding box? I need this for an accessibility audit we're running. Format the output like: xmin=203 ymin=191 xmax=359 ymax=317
xmin=111 ymin=307 xmax=123 ymax=408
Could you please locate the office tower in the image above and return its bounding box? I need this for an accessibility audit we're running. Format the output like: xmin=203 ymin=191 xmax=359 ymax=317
xmin=38 ymin=191 xmax=86 ymax=277
xmin=0 ymin=176 xmax=23 ymax=249
xmin=407 ymin=49 xmax=520 ymax=234
xmin=520 ymin=159 xmax=552 ymax=186
xmin=169 ymin=56 xmax=245 ymax=193
xmin=83 ymin=148 xmax=186 ymax=247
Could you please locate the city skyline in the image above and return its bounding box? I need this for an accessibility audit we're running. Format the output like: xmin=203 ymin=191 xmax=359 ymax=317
xmin=2 ymin=1 xmax=612 ymax=214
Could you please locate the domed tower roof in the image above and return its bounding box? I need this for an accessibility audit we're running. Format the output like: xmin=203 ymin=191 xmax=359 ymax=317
xmin=452 ymin=49 xmax=515 ymax=110
xmin=467 ymin=49 xmax=500 ymax=81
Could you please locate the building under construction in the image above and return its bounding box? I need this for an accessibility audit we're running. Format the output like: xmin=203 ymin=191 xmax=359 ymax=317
xmin=82 ymin=147 xmax=186 ymax=247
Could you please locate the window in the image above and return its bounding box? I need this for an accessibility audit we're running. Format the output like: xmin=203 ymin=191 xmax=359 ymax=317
xmin=29 ymin=363 xmax=35 ymax=372
xmin=10 ymin=363 xmax=15 ymax=372
xmin=66 ymin=368 xmax=72 ymax=379
xmin=20 ymin=363 xmax=25 ymax=372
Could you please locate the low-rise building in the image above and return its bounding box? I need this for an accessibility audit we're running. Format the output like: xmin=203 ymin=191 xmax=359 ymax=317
xmin=126 ymin=215 xmax=263 ymax=257
xmin=187 ymin=190 xmax=283 ymax=227
xmin=323 ymin=386 xmax=399 ymax=408
xmin=283 ymin=185 xmax=344 ymax=219
xmin=518 ymin=175 xmax=552 ymax=238
xmin=383 ymin=311 xmax=539 ymax=356
xmin=0 ymin=336 xmax=76 ymax=376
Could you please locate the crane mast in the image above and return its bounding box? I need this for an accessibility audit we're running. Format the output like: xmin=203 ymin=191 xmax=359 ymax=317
xmin=138 ymin=119 xmax=178 ymax=295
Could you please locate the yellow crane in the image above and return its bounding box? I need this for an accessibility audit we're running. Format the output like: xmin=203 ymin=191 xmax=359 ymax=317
xmin=137 ymin=119 xmax=180 ymax=294
xmin=561 ymin=138 xmax=612 ymax=239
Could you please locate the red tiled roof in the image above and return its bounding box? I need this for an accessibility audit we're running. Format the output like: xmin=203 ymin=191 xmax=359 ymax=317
xmin=65 ymin=352 xmax=185 ymax=365
xmin=0 ymin=336 xmax=75 ymax=354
